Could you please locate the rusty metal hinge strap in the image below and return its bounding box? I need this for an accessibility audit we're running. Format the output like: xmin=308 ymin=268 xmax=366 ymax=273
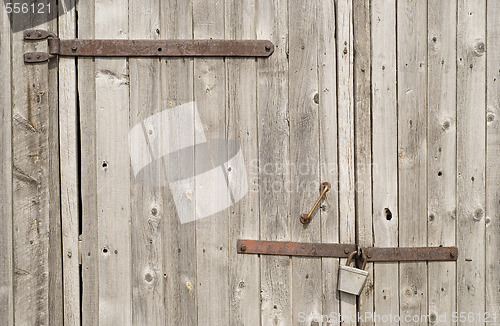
xmin=23 ymin=30 xmax=274 ymax=63
xmin=237 ymin=240 xmax=458 ymax=262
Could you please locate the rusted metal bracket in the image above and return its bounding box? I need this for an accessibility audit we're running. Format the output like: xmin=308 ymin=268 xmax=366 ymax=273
xmin=237 ymin=240 xmax=458 ymax=262
xmin=23 ymin=29 xmax=275 ymax=63
xmin=237 ymin=240 xmax=357 ymax=258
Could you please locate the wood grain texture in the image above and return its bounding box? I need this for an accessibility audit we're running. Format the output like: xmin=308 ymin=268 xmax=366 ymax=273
xmin=427 ymin=0 xmax=457 ymax=324
xmin=193 ymin=0 xmax=229 ymax=324
xmin=457 ymin=0 xmax=487 ymax=319
xmin=318 ymin=0 xmax=341 ymax=321
xmin=11 ymin=6 xmax=62 ymax=326
xmin=486 ymin=0 xmax=500 ymax=319
xmin=289 ymin=0 xmax=321 ymax=324
xmin=0 ymin=5 xmax=13 ymax=326
xmin=94 ymin=0 xmax=132 ymax=324
xmin=129 ymin=0 xmax=164 ymax=325
xmin=397 ymin=0 xmax=428 ymax=321
xmin=77 ymin=1 xmax=99 ymax=324
xmin=225 ymin=1 xmax=260 ymax=325
xmin=353 ymin=0 xmax=374 ymax=322
xmin=161 ymin=1 xmax=197 ymax=325
xmin=336 ymin=0 xmax=357 ymax=322
xmin=58 ymin=1 xmax=80 ymax=325
xmin=371 ymin=0 xmax=400 ymax=320
xmin=256 ymin=0 xmax=292 ymax=325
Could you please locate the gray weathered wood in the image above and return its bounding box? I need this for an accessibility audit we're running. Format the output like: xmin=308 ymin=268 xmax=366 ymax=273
xmin=397 ymin=0 xmax=428 ymax=321
xmin=427 ymin=0 xmax=457 ymax=323
xmin=457 ymin=0 xmax=487 ymax=319
xmin=486 ymin=0 xmax=500 ymax=318
xmin=94 ymin=1 xmax=132 ymax=324
xmin=11 ymin=7 xmax=63 ymax=326
xmin=371 ymin=0 xmax=400 ymax=320
xmin=129 ymin=0 xmax=165 ymax=324
xmin=58 ymin=1 xmax=80 ymax=325
xmin=318 ymin=0 xmax=341 ymax=321
xmin=289 ymin=0 xmax=322 ymax=324
xmin=256 ymin=0 xmax=292 ymax=324
xmin=336 ymin=0 xmax=357 ymax=322
xmin=225 ymin=1 xmax=261 ymax=325
xmin=161 ymin=1 xmax=198 ymax=326
xmin=193 ymin=0 xmax=229 ymax=324
xmin=0 ymin=5 xmax=13 ymax=326
xmin=78 ymin=1 xmax=99 ymax=324
xmin=353 ymin=0 xmax=374 ymax=321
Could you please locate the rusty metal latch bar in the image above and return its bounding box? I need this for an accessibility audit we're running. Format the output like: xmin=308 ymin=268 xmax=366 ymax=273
xmin=237 ymin=240 xmax=458 ymax=262
xmin=23 ymin=29 xmax=275 ymax=63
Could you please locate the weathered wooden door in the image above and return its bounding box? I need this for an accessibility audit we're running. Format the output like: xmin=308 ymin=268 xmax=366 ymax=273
xmin=1 ymin=0 xmax=500 ymax=326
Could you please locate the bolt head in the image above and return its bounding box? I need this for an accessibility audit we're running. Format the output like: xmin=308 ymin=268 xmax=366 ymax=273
xmin=240 ymin=244 xmax=246 ymax=252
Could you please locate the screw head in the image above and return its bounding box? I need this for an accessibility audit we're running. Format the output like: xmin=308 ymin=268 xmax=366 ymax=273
xmin=71 ymin=46 xmax=77 ymax=53
xmin=450 ymin=251 xmax=456 ymax=258
xmin=265 ymin=46 xmax=271 ymax=52
xmin=344 ymin=248 xmax=350 ymax=254
xmin=240 ymin=244 xmax=246 ymax=252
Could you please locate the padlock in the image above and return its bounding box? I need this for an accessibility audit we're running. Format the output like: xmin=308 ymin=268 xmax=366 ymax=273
xmin=338 ymin=251 xmax=368 ymax=295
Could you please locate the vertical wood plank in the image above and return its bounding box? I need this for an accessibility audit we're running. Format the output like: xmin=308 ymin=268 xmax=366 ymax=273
xmin=289 ymin=0 xmax=321 ymax=324
xmin=256 ymin=0 xmax=292 ymax=325
xmin=225 ymin=1 xmax=261 ymax=325
xmin=397 ymin=0 xmax=428 ymax=322
xmin=161 ymin=1 xmax=197 ymax=325
xmin=336 ymin=0 xmax=357 ymax=322
xmin=486 ymin=0 xmax=500 ymax=318
xmin=371 ymin=0 xmax=400 ymax=320
xmin=94 ymin=0 xmax=131 ymax=324
xmin=456 ymin=0 xmax=486 ymax=320
xmin=317 ymin=0 xmax=341 ymax=321
xmin=353 ymin=0 xmax=374 ymax=322
xmin=78 ymin=1 xmax=99 ymax=324
xmin=11 ymin=7 xmax=62 ymax=326
xmin=0 ymin=5 xmax=13 ymax=326
xmin=427 ymin=0 xmax=457 ymax=324
xmin=129 ymin=0 xmax=165 ymax=325
xmin=59 ymin=1 xmax=80 ymax=325
xmin=192 ymin=1 xmax=229 ymax=324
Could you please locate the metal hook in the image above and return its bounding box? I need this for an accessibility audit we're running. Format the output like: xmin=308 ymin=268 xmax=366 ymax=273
xmin=300 ymin=181 xmax=331 ymax=224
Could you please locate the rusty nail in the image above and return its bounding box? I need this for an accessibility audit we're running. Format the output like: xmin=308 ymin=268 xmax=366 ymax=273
xmin=366 ymin=252 xmax=372 ymax=259
xmin=36 ymin=54 xmax=41 ymax=59
xmin=38 ymin=33 xmax=42 ymax=37
xmin=265 ymin=46 xmax=271 ymax=52
xmin=344 ymin=248 xmax=350 ymax=254
xmin=71 ymin=46 xmax=77 ymax=53
xmin=240 ymin=244 xmax=246 ymax=252
xmin=450 ymin=252 xmax=456 ymax=258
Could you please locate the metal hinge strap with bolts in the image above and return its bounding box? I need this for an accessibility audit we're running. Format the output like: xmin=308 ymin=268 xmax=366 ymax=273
xmin=23 ymin=30 xmax=275 ymax=63
xmin=237 ymin=240 xmax=458 ymax=262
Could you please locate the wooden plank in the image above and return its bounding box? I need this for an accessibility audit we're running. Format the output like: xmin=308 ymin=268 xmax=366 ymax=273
xmin=192 ymin=0 xmax=228 ymax=324
xmin=161 ymin=1 xmax=197 ymax=325
xmin=353 ymin=0 xmax=374 ymax=321
xmin=128 ymin=0 xmax=165 ymax=325
xmin=317 ymin=0 xmax=340 ymax=321
xmin=397 ymin=0 xmax=428 ymax=321
xmin=255 ymin=0 xmax=292 ymax=325
xmin=456 ymin=0 xmax=487 ymax=320
xmin=289 ymin=0 xmax=321 ymax=324
xmin=225 ymin=1 xmax=260 ymax=325
xmin=0 ymin=5 xmax=13 ymax=326
xmin=11 ymin=7 xmax=63 ymax=326
xmin=371 ymin=0 xmax=400 ymax=319
xmin=336 ymin=0 xmax=357 ymax=322
xmin=94 ymin=1 xmax=131 ymax=324
xmin=486 ymin=0 xmax=500 ymax=319
xmin=77 ymin=1 xmax=99 ymax=324
xmin=427 ymin=0 xmax=457 ymax=324
xmin=58 ymin=1 xmax=80 ymax=325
